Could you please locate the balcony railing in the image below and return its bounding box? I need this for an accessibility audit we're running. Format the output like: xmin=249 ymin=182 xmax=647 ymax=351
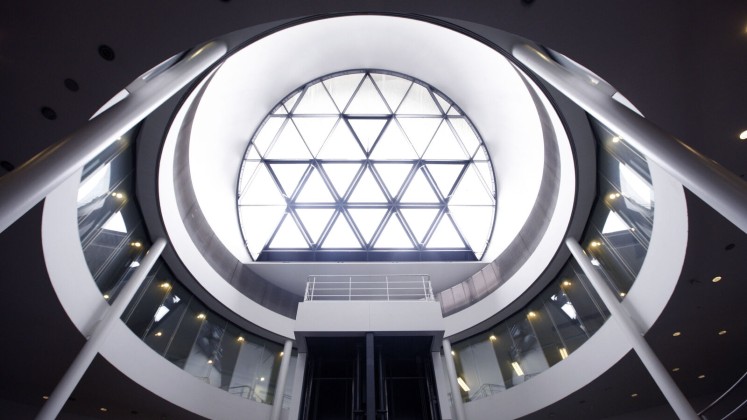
xmin=304 ymin=274 xmax=434 ymax=302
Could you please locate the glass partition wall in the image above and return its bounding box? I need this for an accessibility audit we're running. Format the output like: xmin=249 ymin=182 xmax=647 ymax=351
xmin=452 ymin=116 xmax=655 ymax=402
xmin=76 ymin=127 xmax=286 ymax=405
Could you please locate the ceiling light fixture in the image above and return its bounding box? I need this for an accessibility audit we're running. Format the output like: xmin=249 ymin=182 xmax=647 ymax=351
xmin=527 ymin=311 xmax=537 ymax=319
xmin=739 ymin=130 xmax=747 ymax=140
xmin=562 ymin=280 xmax=572 ymax=287
xmin=280 ymin=351 xmax=284 ymax=357
xmin=489 ymin=335 xmax=497 ymax=342
xmin=237 ymin=336 xmax=245 ymax=343
xmin=511 ymin=361 xmax=525 ymax=376
xmin=619 ymin=292 xmax=626 ymax=297
xmin=457 ymin=377 xmax=471 ymax=392
xmin=42 ymin=396 xmax=49 ymax=400
xmin=154 ymin=331 xmax=162 ymax=337
xmin=612 ymin=136 xmax=621 ymax=143
xmin=451 ymin=350 xmax=456 ymax=356
xmin=718 ymin=330 xmax=727 ymax=335
xmin=712 ymin=276 xmax=722 ymax=283
xmin=698 ymin=374 xmax=706 ymax=379
xmin=559 ymin=348 xmax=569 ymax=360
xmin=630 ymin=393 xmax=638 ymax=398
xmin=672 ymin=367 xmax=680 ymax=372
xmin=196 ymin=313 xmax=206 ymax=320
xmin=100 ymin=407 xmax=108 ymax=412
xmin=672 ymin=331 xmax=681 ymax=337
xmin=103 ymin=294 xmax=110 ymax=300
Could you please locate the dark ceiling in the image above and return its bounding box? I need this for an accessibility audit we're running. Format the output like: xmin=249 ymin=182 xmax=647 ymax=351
xmin=0 ymin=1 xmax=746 ymax=418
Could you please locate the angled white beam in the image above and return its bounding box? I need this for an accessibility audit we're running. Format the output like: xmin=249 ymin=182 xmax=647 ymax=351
xmin=0 ymin=41 xmax=227 ymax=234
xmin=37 ymin=238 xmax=167 ymax=420
xmin=514 ymin=44 xmax=747 ymax=234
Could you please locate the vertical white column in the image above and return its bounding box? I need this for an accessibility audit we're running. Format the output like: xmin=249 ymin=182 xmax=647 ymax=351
xmin=565 ymin=238 xmax=699 ymax=420
xmin=441 ymin=339 xmax=467 ymax=420
xmin=0 ymin=41 xmax=227 ymax=235
xmin=36 ymin=238 xmax=167 ymax=420
xmin=432 ymin=351 xmax=455 ymax=419
xmin=270 ymin=339 xmax=294 ymax=420
xmin=513 ymin=43 xmax=747 ymax=234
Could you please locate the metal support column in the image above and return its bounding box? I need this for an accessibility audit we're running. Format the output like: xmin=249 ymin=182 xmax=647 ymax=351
xmin=36 ymin=238 xmax=167 ymax=420
xmin=514 ymin=43 xmax=747 ymax=234
xmin=270 ymin=339 xmax=294 ymax=420
xmin=366 ymin=333 xmax=375 ymax=420
xmin=441 ymin=339 xmax=467 ymax=420
xmin=0 ymin=41 xmax=227 ymax=235
xmin=566 ymin=238 xmax=699 ymax=420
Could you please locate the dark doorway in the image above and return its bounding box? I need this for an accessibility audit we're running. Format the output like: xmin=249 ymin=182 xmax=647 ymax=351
xmin=300 ymin=336 xmax=441 ymax=420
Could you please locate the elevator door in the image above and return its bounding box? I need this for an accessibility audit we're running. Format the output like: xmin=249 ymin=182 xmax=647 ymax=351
xmin=300 ymin=336 xmax=440 ymax=420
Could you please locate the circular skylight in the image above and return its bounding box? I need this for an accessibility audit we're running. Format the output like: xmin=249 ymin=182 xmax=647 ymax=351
xmin=237 ymin=70 xmax=496 ymax=262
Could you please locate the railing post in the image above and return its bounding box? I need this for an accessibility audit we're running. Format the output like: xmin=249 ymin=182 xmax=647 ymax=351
xmin=565 ymin=238 xmax=699 ymax=420
xmin=36 ymin=238 xmax=167 ymax=420
xmin=0 ymin=42 xmax=227 ymax=235
xmin=270 ymin=340 xmax=294 ymax=420
xmin=386 ymin=275 xmax=390 ymax=301
xmin=513 ymin=43 xmax=747 ymax=234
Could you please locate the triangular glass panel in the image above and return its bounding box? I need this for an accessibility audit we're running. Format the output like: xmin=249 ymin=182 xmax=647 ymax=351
xmin=347 ymin=118 xmax=388 ymax=152
xmin=348 ymin=208 xmax=388 ymax=244
xmin=370 ymin=73 xmax=412 ymax=112
xmin=426 ymin=215 xmax=466 ymax=248
xmin=449 ymin=118 xmax=480 ymax=157
xmin=397 ymin=117 xmax=442 ymax=157
xmin=447 ymin=106 xmax=461 ymax=116
xmin=434 ymin=92 xmax=451 ymax=114
xmin=425 ymin=164 xmax=465 ymax=198
xmin=396 ymin=83 xmax=441 ymax=115
xmin=323 ymin=73 xmax=365 ymax=112
xmin=449 ymin=164 xmax=495 ymax=206
xmin=272 ymin=104 xmax=287 ymax=115
xmin=239 ymin=164 xmax=286 ymax=205
xmin=238 ymin=146 xmax=261 ymax=196
xmin=450 ymin=205 xmax=494 ymax=253
xmin=400 ymin=208 xmax=440 ymax=243
xmin=474 ymin=160 xmax=495 ymax=195
xmin=253 ymin=117 xmax=286 ymax=156
xmin=283 ymin=91 xmax=301 ymax=113
xmin=265 ymin=121 xmax=312 ymax=160
xmin=347 ymin=167 xmax=388 ymax=203
xmin=321 ymin=163 xmax=361 ymax=198
xmin=369 ymin=122 xmax=418 ymax=159
xmin=373 ymin=163 xmax=413 ymax=198
xmin=400 ymin=168 xmax=440 ymax=203
xmin=422 ymin=121 xmax=468 ymax=160
xmin=268 ymin=215 xmax=309 ymax=248
xmin=374 ymin=215 xmax=414 ymax=248
xmin=295 ymin=167 xmax=335 ymax=203
xmin=316 ymin=121 xmax=365 ymax=160
xmin=239 ymin=205 xmax=286 ymax=258
xmin=296 ymin=208 xmax=336 ymax=244
xmin=321 ymin=215 xmax=361 ymax=248
xmin=293 ymin=117 xmax=338 ymax=157
xmin=345 ymin=76 xmax=390 ymax=115
xmin=293 ymin=82 xmax=339 ymax=114
xmin=268 ymin=163 xmax=308 ymax=197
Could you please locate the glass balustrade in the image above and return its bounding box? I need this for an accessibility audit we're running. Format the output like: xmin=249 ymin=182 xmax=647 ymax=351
xmin=452 ymin=116 xmax=655 ymax=402
xmin=76 ymin=128 xmax=287 ymax=405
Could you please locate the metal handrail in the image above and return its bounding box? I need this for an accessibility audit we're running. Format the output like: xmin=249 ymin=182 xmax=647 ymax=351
xmin=304 ymin=274 xmax=434 ymax=302
xmin=697 ymin=369 xmax=747 ymax=418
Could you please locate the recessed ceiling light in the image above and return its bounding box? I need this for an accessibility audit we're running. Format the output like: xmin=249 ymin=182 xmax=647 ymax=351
xmin=672 ymin=367 xmax=680 ymax=372
xmin=42 ymin=395 xmax=49 ymax=400
xmin=672 ymin=331 xmax=681 ymax=337
xmin=698 ymin=374 xmax=706 ymax=379
xmin=612 ymin=136 xmax=621 ymax=143
xmin=237 ymin=336 xmax=245 ymax=343
xmin=712 ymin=276 xmax=722 ymax=283
xmin=630 ymin=393 xmax=638 ymax=398
xmin=260 ymin=377 xmax=265 ymax=381
xmin=562 ymin=280 xmax=572 ymax=287
xmin=100 ymin=407 xmax=108 ymax=412
xmin=559 ymin=348 xmax=569 ymax=359
xmin=739 ymin=130 xmax=747 ymax=140
xmin=207 ymin=359 xmax=213 ymax=364
xmin=451 ymin=350 xmax=456 ymax=356
xmin=280 ymin=351 xmax=284 ymax=357
xmin=718 ymin=330 xmax=727 ymax=335
xmin=154 ymin=331 xmax=162 ymax=337
xmin=619 ymin=292 xmax=626 ymax=297
xmin=196 ymin=313 xmax=206 ymax=320
xmin=457 ymin=377 xmax=471 ymax=392
xmin=527 ymin=311 xmax=537 ymax=319
xmin=489 ymin=335 xmax=497 ymax=342
xmin=103 ymin=294 xmax=110 ymax=300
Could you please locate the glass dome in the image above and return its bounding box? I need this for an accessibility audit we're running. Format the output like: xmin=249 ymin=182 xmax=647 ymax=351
xmin=238 ymin=70 xmax=497 ymax=262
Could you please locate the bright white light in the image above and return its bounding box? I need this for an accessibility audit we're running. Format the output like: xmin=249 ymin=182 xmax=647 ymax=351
xmin=457 ymin=377 xmax=471 ymax=392
xmin=619 ymin=163 xmax=652 ymax=209
xmin=129 ymin=261 xmax=141 ymax=268
xmin=153 ymin=305 xmax=170 ymax=322
xmin=101 ymin=211 xmax=127 ymax=233
xmin=511 ymin=361 xmax=524 ymax=376
xmin=602 ymin=210 xmax=629 ymax=234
